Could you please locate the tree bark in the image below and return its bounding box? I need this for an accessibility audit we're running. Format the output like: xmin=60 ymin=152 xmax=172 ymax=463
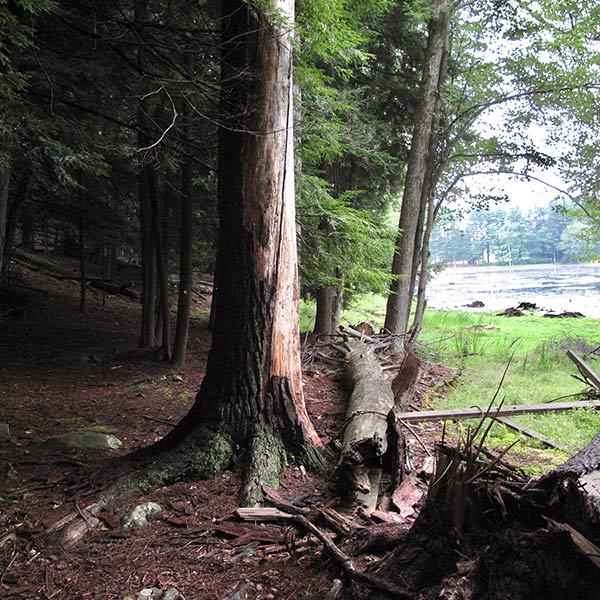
xmin=0 ymin=164 xmax=10 ymax=290
xmin=384 ymin=1 xmax=450 ymax=336
xmin=78 ymin=201 xmax=87 ymax=313
xmin=1 ymin=166 xmax=30 ymax=287
xmin=135 ymin=0 xmax=157 ymax=348
xmin=137 ymin=0 xmax=322 ymax=506
xmin=148 ymin=169 xmax=171 ymax=360
xmin=314 ymin=284 xmax=343 ymax=335
xmin=171 ymin=98 xmax=194 ymax=368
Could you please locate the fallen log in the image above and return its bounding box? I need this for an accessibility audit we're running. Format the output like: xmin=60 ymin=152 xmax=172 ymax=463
xmin=395 ymin=399 xmax=600 ymax=422
xmin=341 ymin=340 xmax=395 ymax=465
xmin=339 ymin=340 xmax=395 ymax=510
xmin=88 ymin=280 xmax=140 ymax=301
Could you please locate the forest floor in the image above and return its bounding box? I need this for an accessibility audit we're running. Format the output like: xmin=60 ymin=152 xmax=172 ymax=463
xmin=0 ymin=253 xmax=557 ymax=600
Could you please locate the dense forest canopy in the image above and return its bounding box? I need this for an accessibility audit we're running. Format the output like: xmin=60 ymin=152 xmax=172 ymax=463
xmin=0 ymin=0 xmax=599 ymax=339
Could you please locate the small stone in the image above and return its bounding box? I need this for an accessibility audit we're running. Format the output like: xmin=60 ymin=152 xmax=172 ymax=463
xmin=43 ymin=431 xmax=123 ymax=450
xmin=137 ymin=588 xmax=163 ymax=600
xmin=0 ymin=423 xmax=10 ymax=441
xmin=123 ymin=502 xmax=163 ymax=529
xmin=162 ymin=588 xmax=181 ymax=600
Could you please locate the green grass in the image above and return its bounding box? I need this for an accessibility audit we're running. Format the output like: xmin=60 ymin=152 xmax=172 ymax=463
xmin=419 ymin=310 xmax=600 ymax=458
xmin=303 ymin=293 xmax=600 ymax=463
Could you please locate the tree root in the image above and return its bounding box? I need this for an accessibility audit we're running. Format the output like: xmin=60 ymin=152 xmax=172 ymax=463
xmin=50 ymin=427 xmax=234 ymax=548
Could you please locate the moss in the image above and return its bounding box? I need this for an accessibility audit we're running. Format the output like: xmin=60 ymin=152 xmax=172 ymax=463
xmin=94 ymin=428 xmax=234 ymax=509
xmin=187 ymin=430 xmax=234 ymax=478
xmin=240 ymin=429 xmax=288 ymax=506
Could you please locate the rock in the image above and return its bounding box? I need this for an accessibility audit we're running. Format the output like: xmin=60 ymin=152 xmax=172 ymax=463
xmin=123 ymin=502 xmax=163 ymax=529
xmin=162 ymin=589 xmax=181 ymax=600
xmin=137 ymin=588 xmax=163 ymax=600
xmin=496 ymin=308 xmax=524 ymax=317
xmin=516 ymin=301 xmax=537 ymax=311
xmin=465 ymin=300 xmax=485 ymax=308
xmin=0 ymin=423 xmax=10 ymax=441
xmin=43 ymin=431 xmax=123 ymax=450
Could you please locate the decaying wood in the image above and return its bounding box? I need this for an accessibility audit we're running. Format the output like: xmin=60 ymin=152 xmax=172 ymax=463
xmin=324 ymin=579 xmax=343 ymax=600
xmin=339 ymin=324 xmax=377 ymax=344
xmin=395 ymin=399 xmax=600 ymax=422
xmin=387 ymin=411 xmax=407 ymax=490
xmin=391 ymin=352 xmax=421 ymax=409
xmin=340 ymin=340 xmax=395 ymax=465
xmin=353 ymin=466 xmax=382 ymax=514
xmin=234 ymin=500 xmax=412 ymax=597
xmin=567 ymin=350 xmax=600 ymax=391
xmin=544 ymin=517 xmax=600 ymax=569
xmin=235 ymin=507 xmax=295 ymax=522
xmin=339 ymin=339 xmax=395 ymax=509
xmin=496 ymin=416 xmax=572 ymax=453
xmin=288 ymin=510 xmax=413 ymax=598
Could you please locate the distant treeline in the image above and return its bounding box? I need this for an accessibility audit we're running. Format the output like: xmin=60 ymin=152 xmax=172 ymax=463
xmin=430 ymin=204 xmax=600 ymax=266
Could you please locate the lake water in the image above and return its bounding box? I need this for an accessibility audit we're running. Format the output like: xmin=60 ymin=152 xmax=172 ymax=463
xmin=426 ymin=263 xmax=600 ymax=318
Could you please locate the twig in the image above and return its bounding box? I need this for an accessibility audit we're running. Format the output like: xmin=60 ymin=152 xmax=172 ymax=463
xmin=399 ymin=419 xmax=433 ymax=457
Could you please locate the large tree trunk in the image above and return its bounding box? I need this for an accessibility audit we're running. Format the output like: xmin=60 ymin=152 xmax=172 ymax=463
xmin=1 ymin=164 xmax=30 ymax=288
xmin=384 ymin=1 xmax=450 ymax=336
xmin=78 ymin=202 xmax=87 ymax=313
xmin=171 ymin=99 xmax=194 ymax=368
xmin=120 ymin=0 xmax=322 ymax=507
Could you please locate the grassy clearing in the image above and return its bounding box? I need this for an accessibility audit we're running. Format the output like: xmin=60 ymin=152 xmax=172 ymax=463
xmin=418 ymin=309 xmax=600 ymax=468
xmin=301 ymin=294 xmax=600 ymax=470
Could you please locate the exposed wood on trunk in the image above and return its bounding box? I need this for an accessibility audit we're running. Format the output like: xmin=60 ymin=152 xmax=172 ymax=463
xmin=496 ymin=416 xmax=572 ymax=453
xmin=567 ymin=350 xmax=600 ymax=390
xmin=396 ymin=400 xmax=600 ymax=422
xmin=391 ymin=352 xmax=421 ymax=409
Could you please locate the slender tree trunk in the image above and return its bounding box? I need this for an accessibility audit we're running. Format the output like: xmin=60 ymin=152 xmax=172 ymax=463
xmin=314 ymin=282 xmax=343 ymax=334
xmin=0 ymin=165 xmax=10 ymax=290
xmin=21 ymin=209 xmax=34 ymax=250
xmin=79 ymin=203 xmax=87 ymax=313
xmin=150 ymin=0 xmax=322 ymax=506
xmin=384 ymin=1 xmax=450 ymax=335
xmin=135 ymin=0 xmax=158 ymax=348
xmin=171 ymin=99 xmax=194 ymax=368
xmin=1 ymin=166 xmax=30 ymax=287
xmin=148 ymin=170 xmax=171 ymax=360
xmin=408 ymin=195 xmax=436 ymax=346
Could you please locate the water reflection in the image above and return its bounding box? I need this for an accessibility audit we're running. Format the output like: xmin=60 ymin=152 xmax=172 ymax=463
xmin=427 ymin=263 xmax=600 ymax=317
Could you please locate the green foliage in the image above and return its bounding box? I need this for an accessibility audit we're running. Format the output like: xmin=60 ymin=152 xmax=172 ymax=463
xmin=298 ymin=175 xmax=395 ymax=296
xmin=0 ymin=0 xmax=56 ymax=97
